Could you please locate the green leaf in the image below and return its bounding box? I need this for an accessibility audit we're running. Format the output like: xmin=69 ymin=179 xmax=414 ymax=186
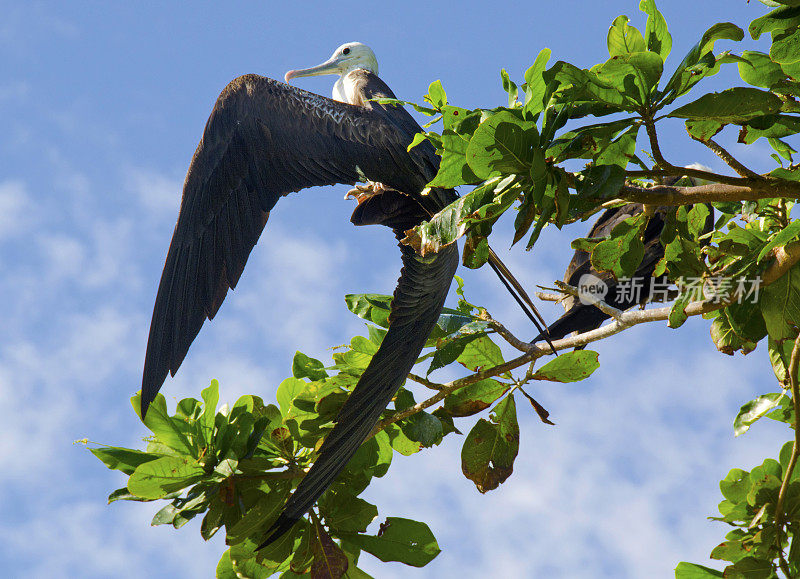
xmin=668 ymin=291 xmax=691 ymax=329
xmin=593 ymin=51 xmax=664 ymax=106
xmin=523 ymin=48 xmax=552 ymax=117
xmin=685 ymin=119 xmax=724 ymax=141
xmin=427 ymin=332 xmax=484 ymax=376
xmin=710 ymin=308 xmax=759 ymax=356
xmin=406 ymin=132 xmax=428 ymax=152
xmin=640 ymin=0 xmax=672 ymax=61
xmin=595 ymin=124 xmax=640 ymax=168
xmin=127 ymin=456 xmax=206 ymax=500
xmin=758 ymin=220 xmax=800 ymax=262
xmin=674 ymin=562 xmax=724 ymax=578
xmin=461 ymin=394 xmax=519 ymax=493
xmin=669 ymin=88 xmax=783 ymax=123
xmin=710 ymin=539 xmax=750 ymax=564
xmin=739 ymin=115 xmax=800 ymax=145
xmin=500 ymin=69 xmax=518 ymax=107
xmin=425 ymin=80 xmax=447 ymax=109
xmin=443 ymin=379 xmax=510 ymax=417
xmin=466 ymin=111 xmax=540 ymax=179
xmin=772 ymin=27 xmax=800 ymax=65
xmin=201 ymin=380 xmax=219 ymax=439
xmin=342 ymin=517 xmax=440 ymax=567
xmin=590 ymin=213 xmax=646 ymax=279
xmin=750 ymin=5 xmax=800 ymax=40
xmin=216 ymin=550 xmax=237 ymax=579
xmin=386 ymin=423 xmax=421 ymax=456
xmin=403 ymin=177 xmax=511 ymax=256
xmin=607 ymin=15 xmax=646 ymax=57
xmin=344 ymin=293 xmax=392 ymax=328
xmin=769 ymin=136 xmax=796 ymax=162
xmin=320 ymin=494 xmax=378 ymax=534
xmin=734 ymin=393 xmax=785 ymax=436
xmin=532 ymin=350 xmax=601 ymax=382
xmin=276 ymin=377 xmax=307 ymax=417
xmin=738 ymin=50 xmax=788 ymax=88
xmin=661 ymin=22 xmax=744 ymax=103
xmin=227 ymin=481 xmax=293 ymax=545
xmin=761 ymin=263 xmax=800 ymax=341
xmin=428 ymin=106 xmax=483 ymax=188
xmin=292 ymin=352 xmax=329 ymax=381
xmin=401 ymin=411 xmax=443 ymax=448
xmin=132 ymin=393 xmax=195 ymax=456
xmin=89 ymin=447 xmax=161 ymax=475
xmin=727 ymin=557 xmax=775 ymax=578
xmin=457 ymin=335 xmax=504 ymax=371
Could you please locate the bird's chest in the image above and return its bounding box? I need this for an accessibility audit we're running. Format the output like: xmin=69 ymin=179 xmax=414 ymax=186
xmin=333 ymin=72 xmax=365 ymax=106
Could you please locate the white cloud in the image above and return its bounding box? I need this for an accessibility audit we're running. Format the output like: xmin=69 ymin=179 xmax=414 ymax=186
xmin=126 ymin=167 xmax=183 ymax=219
xmin=0 ymin=180 xmax=32 ymax=241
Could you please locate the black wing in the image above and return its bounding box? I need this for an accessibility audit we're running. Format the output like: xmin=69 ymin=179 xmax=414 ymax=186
xmin=537 ymin=203 xmax=666 ymax=341
xmin=142 ymin=74 xmax=448 ymax=416
xmin=537 ymin=201 xmax=713 ymax=342
xmin=261 ymin=233 xmax=459 ymax=545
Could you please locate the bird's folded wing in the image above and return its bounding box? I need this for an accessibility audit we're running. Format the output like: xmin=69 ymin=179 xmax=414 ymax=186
xmin=260 ymin=235 xmax=459 ymax=545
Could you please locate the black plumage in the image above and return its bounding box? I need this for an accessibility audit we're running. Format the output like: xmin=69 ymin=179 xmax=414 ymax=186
xmin=536 ymin=199 xmax=712 ymax=343
xmin=141 ymin=71 xmax=458 ymax=545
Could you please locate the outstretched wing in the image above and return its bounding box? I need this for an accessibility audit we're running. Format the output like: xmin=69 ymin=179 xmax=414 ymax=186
xmin=261 ymin=232 xmax=459 ymax=545
xmin=142 ymin=74 xmax=440 ymax=416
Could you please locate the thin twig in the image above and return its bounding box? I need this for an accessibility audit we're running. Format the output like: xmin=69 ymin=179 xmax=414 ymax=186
xmin=478 ymin=310 xmax=534 ymax=353
xmin=774 ymin=333 xmax=800 ymax=577
xmin=690 ymin=135 xmax=762 ymax=179
xmin=536 ymin=291 xmax=564 ymax=303
xmin=553 ymin=281 xmax=625 ymax=321
xmin=407 ymin=373 xmax=444 ymax=390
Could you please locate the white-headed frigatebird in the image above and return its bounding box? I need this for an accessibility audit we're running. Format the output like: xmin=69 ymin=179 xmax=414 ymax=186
xmin=141 ymin=42 xmax=551 ymax=547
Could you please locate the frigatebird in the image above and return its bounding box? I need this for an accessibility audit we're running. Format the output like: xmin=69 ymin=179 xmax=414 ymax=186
xmin=535 ymin=203 xmax=670 ymax=342
xmin=535 ymin=180 xmax=713 ymax=342
xmin=141 ymin=42 xmax=550 ymax=547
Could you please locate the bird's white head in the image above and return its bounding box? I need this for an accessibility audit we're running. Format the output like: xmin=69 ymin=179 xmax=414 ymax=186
xmin=284 ymin=42 xmax=378 ymax=84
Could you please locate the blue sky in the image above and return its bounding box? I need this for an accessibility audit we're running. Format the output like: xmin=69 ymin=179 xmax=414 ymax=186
xmin=0 ymin=1 xmax=792 ymax=577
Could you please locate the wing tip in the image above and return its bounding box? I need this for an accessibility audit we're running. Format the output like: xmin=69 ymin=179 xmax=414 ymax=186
xmin=257 ymin=515 xmax=301 ymax=550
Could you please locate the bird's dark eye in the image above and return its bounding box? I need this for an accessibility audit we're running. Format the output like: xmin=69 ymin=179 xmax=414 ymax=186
xmin=342 ymin=47 xmax=351 ymax=55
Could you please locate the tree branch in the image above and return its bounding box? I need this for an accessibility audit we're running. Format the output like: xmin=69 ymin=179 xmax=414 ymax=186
xmin=370 ymin=297 xmax=732 ymax=437
xmin=407 ymin=373 xmax=444 ymax=391
xmin=763 ymin=241 xmax=800 ymax=286
xmin=479 ymin=310 xmax=534 ymax=353
xmin=617 ymin=181 xmax=800 ymax=206
xmin=689 ymin=134 xmax=762 ymax=179
xmin=643 ymin=113 xmax=675 ymax=171
xmin=774 ymin=332 xmax=800 ymax=579
xmin=625 ymin=166 xmax=748 ymax=187
xmin=553 ymin=281 xmax=625 ymax=321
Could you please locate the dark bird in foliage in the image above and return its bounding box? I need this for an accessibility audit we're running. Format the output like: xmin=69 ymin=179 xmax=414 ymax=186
xmin=536 ymin=203 xmax=669 ymax=342
xmin=535 ymin=181 xmax=712 ymax=343
xmin=141 ymin=42 xmax=548 ymax=547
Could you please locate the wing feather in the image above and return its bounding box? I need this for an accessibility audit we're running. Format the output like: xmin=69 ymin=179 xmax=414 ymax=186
xmin=261 ymin=236 xmax=459 ymax=545
xmin=142 ymin=74 xmax=439 ymax=414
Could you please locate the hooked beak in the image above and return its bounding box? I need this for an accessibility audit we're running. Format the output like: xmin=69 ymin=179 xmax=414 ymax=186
xmin=285 ymin=57 xmax=343 ymax=83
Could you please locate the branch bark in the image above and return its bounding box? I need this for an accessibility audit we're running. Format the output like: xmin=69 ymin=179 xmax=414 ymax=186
xmin=617 ymin=181 xmax=800 ymax=206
